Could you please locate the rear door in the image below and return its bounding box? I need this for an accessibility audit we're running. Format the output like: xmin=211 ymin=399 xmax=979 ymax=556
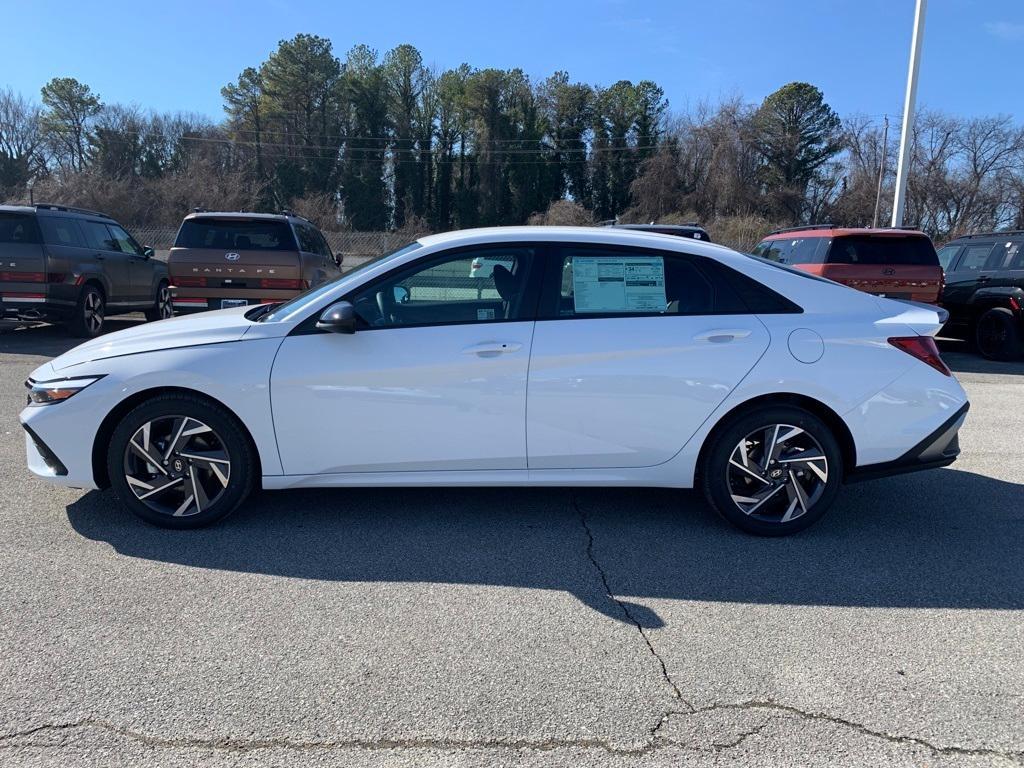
xmin=526 ymin=244 xmax=770 ymax=469
xmin=79 ymin=220 xmax=133 ymax=305
xmin=822 ymin=234 xmax=941 ymax=302
xmin=0 ymin=212 xmax=46 ymax=311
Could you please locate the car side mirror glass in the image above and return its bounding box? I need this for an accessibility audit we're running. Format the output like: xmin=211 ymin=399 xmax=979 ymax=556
xmin=316 ymin=301 xmax=357 ymax=334
xmin=333 ymin=252 xmax=343 ymax=267
xmin=143 ymin=246 xmax=154 ymax=258
xmin=393 ymin=286 xmax=409 ymax=304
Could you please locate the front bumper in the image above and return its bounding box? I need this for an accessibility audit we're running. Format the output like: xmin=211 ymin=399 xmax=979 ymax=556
xmin=846 ymin=402 xmax=968 ymax=482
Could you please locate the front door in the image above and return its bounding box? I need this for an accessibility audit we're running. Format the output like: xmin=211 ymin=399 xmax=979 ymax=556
xmin=271 ymin=245 xmax=539 ymax=475
xmin=80 ymin=220 xmax=133 ymax=305
xmin=527 ymin=244 xmax=770 ymax=469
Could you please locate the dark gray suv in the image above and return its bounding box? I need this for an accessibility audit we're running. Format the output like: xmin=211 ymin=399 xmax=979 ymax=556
xmin=0 ymin=204 xmax=170 ymax=337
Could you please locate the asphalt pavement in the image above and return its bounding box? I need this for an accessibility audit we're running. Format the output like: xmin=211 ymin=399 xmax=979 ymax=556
xmin=0 ymin=319 xmax=1021 ymax=767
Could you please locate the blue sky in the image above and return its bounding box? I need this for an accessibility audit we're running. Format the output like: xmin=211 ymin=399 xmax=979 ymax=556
xmin=3 ymin=0 xmax=1023 ymax=122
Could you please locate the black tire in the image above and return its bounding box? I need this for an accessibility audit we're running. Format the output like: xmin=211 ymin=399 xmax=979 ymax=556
xmin=67 ymin=284 xmax=105 ymax=338
xmin=975 ymin=307 xmax=1021 ymax=361
xmin=106 ymin=393 xmax=257 ymax=529
xmin=701 ymin=405 xmax=843 ymax=536
xmin=144 ymin=280 xmax=173 ymax=322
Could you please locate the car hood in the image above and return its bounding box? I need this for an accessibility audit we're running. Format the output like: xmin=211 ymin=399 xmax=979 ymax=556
xmin=49 ymin=306 xmax=257 ymax=372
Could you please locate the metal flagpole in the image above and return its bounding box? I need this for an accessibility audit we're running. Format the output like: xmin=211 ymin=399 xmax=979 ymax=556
xmin=891 ymin=0 xmax=927 ymax=227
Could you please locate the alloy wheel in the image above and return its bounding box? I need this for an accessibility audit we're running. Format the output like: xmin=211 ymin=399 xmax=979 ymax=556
xmin=157 ymin=285 xmax=173 ymax=319
xmin=122 ymin=416 xmax=232 ymax=518
xmin=726 ymin=423 xmax=829 ymax=524
xmin=977 ymin=314 xmax=1007 ymax=357
xmin=84 ymin=291 xmax=104 ymax=334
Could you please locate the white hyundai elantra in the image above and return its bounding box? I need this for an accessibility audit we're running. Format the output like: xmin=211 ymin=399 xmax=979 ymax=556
xmin=22 ymin=227 xmax=969 ymax=535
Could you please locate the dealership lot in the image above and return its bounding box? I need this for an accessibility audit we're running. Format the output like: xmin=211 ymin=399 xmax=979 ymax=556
xmin=0 ymin=320 xmax=1022 ymax=767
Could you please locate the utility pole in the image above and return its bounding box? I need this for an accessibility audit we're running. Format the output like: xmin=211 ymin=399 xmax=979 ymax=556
xmin=891 ymin=0 xmax=927 ymax=227
xmin=873 ymin=116 xmax=889 ymax=228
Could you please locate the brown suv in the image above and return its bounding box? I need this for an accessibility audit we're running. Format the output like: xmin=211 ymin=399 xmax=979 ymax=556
xmin=168 ymin=211 xmax=342 ymax=313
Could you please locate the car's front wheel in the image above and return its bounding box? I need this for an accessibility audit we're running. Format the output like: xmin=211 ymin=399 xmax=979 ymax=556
xmin=107 ymin=394 xmax=256 ymax=528
xmin=701 ymin=405 xmax=843 ymax=536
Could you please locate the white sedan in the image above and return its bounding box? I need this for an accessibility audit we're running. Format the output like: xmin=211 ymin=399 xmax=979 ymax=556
xmin=22 ymin=227 xmax=969 ymax=535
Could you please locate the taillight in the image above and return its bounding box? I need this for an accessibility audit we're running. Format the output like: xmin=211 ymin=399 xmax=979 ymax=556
xmin=1010 ymin=296 xmax=1021 ymax=312
xmin=0 ymin=271 xmax=45 ymax=282
xmin=888 ymin=336 xmax=951 ymax=376
xmin=47 ymin=273 xmax=67 ymax=283
xmin=260 ymin=278 xmax=306 ymax=290
xmin=172 ymin=276 xmax=207 ymax=287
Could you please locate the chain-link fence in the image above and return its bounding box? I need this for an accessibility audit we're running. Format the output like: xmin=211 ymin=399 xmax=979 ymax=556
xmin=128 ymin=226 xmax=414 ymax=271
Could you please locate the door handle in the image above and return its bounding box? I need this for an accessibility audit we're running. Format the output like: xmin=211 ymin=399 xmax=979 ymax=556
xmin=976 ymin=274 xmax=991 ymax=283
xmin=462 ymin=341 xmax=522 ymax=357
xmin=693 ymin=329 xmax=752 ymax=343
xmin=94 ymin=253 xmax=105 ymax=261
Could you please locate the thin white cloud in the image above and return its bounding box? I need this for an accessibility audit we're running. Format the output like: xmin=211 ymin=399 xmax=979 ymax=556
xmin=985 ymin=21 xmax=1024 ymax=41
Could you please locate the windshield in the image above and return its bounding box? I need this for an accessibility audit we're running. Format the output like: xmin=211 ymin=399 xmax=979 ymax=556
xmin=260 ymin=241 xmax=422 ymax=323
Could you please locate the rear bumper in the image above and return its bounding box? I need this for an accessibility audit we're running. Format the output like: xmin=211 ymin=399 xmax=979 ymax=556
xmin=846 ymin=402 xmax=968 ymax=483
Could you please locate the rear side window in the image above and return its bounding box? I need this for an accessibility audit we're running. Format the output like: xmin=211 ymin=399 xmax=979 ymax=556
xmin=1005 ymin=243 xmax=1024 ymax=270
xmin=548 ymin=246 xmax=751 ymax=317
xmin=175 ymin=218 xmax=298 ymax=251
xmin=826 ymin=235 xmax=939 ymax=266
xmin=952 ymin=243 xmax=997 ymax=272
xmin=38 ymin=216 xmax=86 ymax=247
xmin=0 ymin=213 xmax=41 ymax=244
xmin=80 ymin=220 xmax=120 ymax=252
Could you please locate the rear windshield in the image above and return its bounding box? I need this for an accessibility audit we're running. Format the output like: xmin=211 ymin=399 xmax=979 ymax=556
xmin=827 ymin=235 xmax=938 ymax=266
xmin=174 ymin=218 xmax=297 ymax=251
xmin=0 ymin=213 xmax=41 ymax=244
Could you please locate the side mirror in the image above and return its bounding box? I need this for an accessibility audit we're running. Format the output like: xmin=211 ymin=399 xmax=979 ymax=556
xmin=393 ymin=285 xmax=410 ymax=304
xmin=316 ymin=301 xmax=357 ymax=334
xmin=143 ymin=246 xmax=154 ymax=258
xmin=332 ymin=252 xmax=343 ymax=268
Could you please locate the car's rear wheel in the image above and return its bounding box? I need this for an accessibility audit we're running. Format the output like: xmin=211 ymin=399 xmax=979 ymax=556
xmin=68 ymin=284 xmax=105 ymax=338
xmin=144 ymin=280 xmax=173 ymax=322
xmin=975 ymin=307 xmax=1021 ymax=361
xmin=107 ymin=394 xmax=256 ymax=529
xmin=701 ymin=405 xmax=843 ymax=536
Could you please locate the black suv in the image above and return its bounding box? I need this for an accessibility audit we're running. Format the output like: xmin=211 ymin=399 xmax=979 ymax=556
xmin=0 ymin=204 xmax=170 ymax=337
xmin=937 ymin=231 xmax=1024 ymax=360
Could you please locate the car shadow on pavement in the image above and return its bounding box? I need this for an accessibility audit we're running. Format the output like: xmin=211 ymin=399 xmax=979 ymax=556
xmin=0 ymin=319 xmax=144 ymax=359
xmin=938 ymin=340 xmax=1024 ymax=375
xmin=66 ymin=466 xmax=1024 ymax=626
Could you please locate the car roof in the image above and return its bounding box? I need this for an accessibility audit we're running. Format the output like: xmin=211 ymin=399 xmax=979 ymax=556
xmin=762 ymin=226 xmax=928 ymax=239
xmin=0 ymin=204 xmax=36 ymax=215
xmin=183 ymin=211 xmax=304 ymax=222
xmin=417 ymin=226 xmax=732 ymax=257
xmin=945 ymin=230 xmax=1024 ymax=244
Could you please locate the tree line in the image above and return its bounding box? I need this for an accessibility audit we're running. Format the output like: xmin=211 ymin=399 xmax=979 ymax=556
xmin=1 ymin=34 xmax=1022 ymax=246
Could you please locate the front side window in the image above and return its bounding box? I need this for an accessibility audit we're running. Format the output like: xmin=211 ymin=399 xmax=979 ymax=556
xmin=175 ymin=218 xmax=298 ymax=251
xmin=549 ymin=246 xmax=748 ymax=318
xmin=350 ymin=247 xmax=535 ymax=328
xmin=107 ymin=223 xmax=145 ymax=256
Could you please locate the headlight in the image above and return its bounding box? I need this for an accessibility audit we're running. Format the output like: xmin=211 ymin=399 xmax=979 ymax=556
xmin=25 ymin=376 xmax=103 ymax=405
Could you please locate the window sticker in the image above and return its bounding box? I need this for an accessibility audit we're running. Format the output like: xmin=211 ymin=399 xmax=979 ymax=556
xmin=571 ymin=256 xmax=667 ymax=313
xmin=477 ymin=307 xmax=496 ymax=321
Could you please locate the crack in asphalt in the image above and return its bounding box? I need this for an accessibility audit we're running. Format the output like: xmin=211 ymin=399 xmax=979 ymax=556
xmin=572 ymin=494 xmax=694 ymax=718
xmin=5 ymin=703 xmax=1022 ymax=763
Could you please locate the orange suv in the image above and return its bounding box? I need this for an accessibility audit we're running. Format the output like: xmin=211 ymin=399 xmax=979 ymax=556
xmin=751 ymin=226 xmax=943 ymax=304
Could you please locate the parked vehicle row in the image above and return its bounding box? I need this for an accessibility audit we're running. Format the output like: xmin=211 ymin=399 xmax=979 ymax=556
xmin=23 ymin=227 xmax=968 ymax=536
